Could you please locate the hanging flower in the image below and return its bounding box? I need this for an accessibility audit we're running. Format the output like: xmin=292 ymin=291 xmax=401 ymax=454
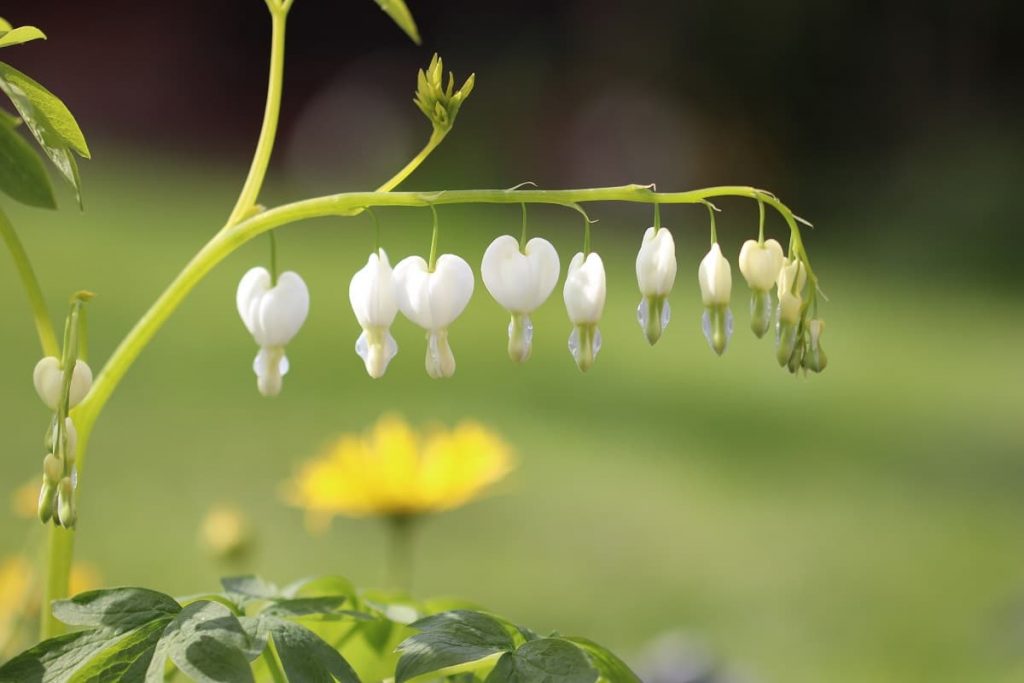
xmin=236 ymin=267 xmax=310 ymax=397
xmin=697 ymin=243 xmax=733 ymax=355
xmin=394 ymin=254 xmax=474 ymax=378
xmin=32 ymin=357 xmax=92 ymax=410
xmin=563 ymin=252 xmax=606 ymax=372
xmin=481 ymin=235 xmax=560 ymax=362
xmin=803 ymin=319 xmax=828 ymax=373
xmin=635 ymin=227 xmax=677 ymax=345
xmin=775 ymin=258 xmax=806 ymax=367
xmin=349 ymin=250 xmax=400 ymax=378
xmin=738 ymin=238 xmax=784 ymax=338
xmin=281 ymin=414 xmax=514 ymax=530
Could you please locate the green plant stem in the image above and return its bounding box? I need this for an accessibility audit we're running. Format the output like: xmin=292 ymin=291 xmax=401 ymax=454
xmin=225 ymin=7 xmax=288 ymax=227
xmin=261 ymin=641 xmax=288 ymax=683
xmin=40 ymin=526 xmax=74 ymax=639
xmin=387 ymin=516 xmax=417 ymax=592
xmin=0 ymin=207 xmax=59 ymax=356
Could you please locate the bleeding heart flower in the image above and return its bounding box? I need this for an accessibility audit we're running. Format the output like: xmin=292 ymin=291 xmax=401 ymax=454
xmin=697 ymin=242 xmax=733 ymax=355
xmin=394 ymin=253 xmax=474 ymax=378
xmin=635 ymin=226 xmax=677 ymax=345
xmin=563 ymin=251 xmax=606 ymax=372
xmin=349 ymin=250 xmax=399 ymax=378
xmin=236 ymin=267 xmax=309 ymax=396
xmin=481 ymin=235 xmax=560 ymax=362
xmin=739 ymin=238 xmax=785 ymax=338
xmin=33 ymin=357 xmax=92 ymax=411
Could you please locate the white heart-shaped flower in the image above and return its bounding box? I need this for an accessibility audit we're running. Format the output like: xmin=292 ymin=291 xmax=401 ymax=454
xmin=563 ymin=252 xmax=606 ymax=325
xmin=349 ymin=250 xmax=400 ymax=378
xmin=33 ymin=357 xmax=93 ymax=411
xmin=394 ymin=254 xmax=474 ymax=331
xmin=636 ymin=227 xmax=676 ymax=297
xmin=236 ymin=268 xmax=310 ymax=347
xmin=739 ymin=239 xmax=784 ymax=292
xmin=777 ymin=258 xmax=807 ymax=298
xmin=481 ymin=235 xmax=560 ymax=314
xmin=698 ymin=243 xmax=732 ymax=306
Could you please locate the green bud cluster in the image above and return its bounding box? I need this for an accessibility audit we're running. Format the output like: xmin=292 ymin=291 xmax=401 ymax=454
xmin=414 ymin=54 xmax=475 ymax=133
xmin=774 ymin=259 xmax=827 ymax=375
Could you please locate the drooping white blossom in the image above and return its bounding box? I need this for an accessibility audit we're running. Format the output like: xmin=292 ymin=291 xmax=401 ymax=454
xmin=349 ymin=250 xmax=399 ymax=378
xmin=697 ymin=243 xmax=733 ymax=355
xmin=563 ymin=251 xmax=606 ymax=372
xmin=481 ymin=235 xmax=560 ymax=362
xmin=394 ymin=253 xmax=474 ymax=378
xmin=739 ymin=238 xmax=785 ymax=337
xmin=635 ymin=227 xmax=677 ymax=345
xmin=236 ymin=267 xmax=309 ymax=396
xmin=33 ymin=357 xmax=92 ymax=411
xmin=775 ymin=259 xmax=807 ymax=367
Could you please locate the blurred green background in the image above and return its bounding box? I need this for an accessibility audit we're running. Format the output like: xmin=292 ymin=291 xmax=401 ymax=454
xmin=2 ymin=1 xmax=1024 ymax=682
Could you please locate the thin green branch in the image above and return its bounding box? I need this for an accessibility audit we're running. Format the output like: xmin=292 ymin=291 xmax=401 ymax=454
xmin=0 ymin=206 xmax=59 ymax=357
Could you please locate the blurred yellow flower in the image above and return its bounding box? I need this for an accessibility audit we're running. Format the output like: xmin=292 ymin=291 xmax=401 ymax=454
xmin=283 ymin=415 xmax=514 ymax=531
xmin=0 ymin=556 xmax=32 ymax=648
xmin=11 ymin=478 xmax=39 ymax=519
xmin=198 ymin=504 xmax=253 ymax=562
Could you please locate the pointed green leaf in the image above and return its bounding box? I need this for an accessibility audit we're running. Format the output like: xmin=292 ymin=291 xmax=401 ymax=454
xmin=260 ymin=596 xmax=348 ymax=619
xmin=52 ymin=587 xmax=181 ymax=630
xmin=221 ymin=575 xmax=279 ymax=600
xmin=0 ymin=629 xmax=125 ymax=682
xmin=145 ymin=601 xmax=256 ymax=683
xmin=484 ymin=639 xmax=597 ymax=683
xmin=374 ymin=0 xmax=421 ymax=44
xmin=67 ymin=619 xmax=171 ymax=683
xmin=0 ymin=62 xmax=88 ymax=156
xmin=266 ymin=617 xmax=361 ymax=683
xmin=396 ymin=611 xmax=515 ymax=683
xmin=0 ymin=26 xmax=46 ymax=49
xmin=0 ymin=19 xmax=11 ymax=32
xmin=563 ymin=637 xmax=642 ymax=683
xmin=0 ymin=112 xmax=55 ymax=207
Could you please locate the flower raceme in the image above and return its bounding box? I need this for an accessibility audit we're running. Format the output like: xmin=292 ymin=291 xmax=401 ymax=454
xmin=349 ymin=249 xmax=400 ymax=378
xmin=697 ymin=242 xmax=733 ymax=355
xmin=635 ymin=227 xmax=677 ymax=345
xmin=236 ymin=266 xmax=310 ymax=396
xmin=563 ymin=251 xmax=607 ymax=372
xmin=282 ymin=414 xmax=513 ymax=530
xmin=394 ymin=253 xmax=475 ymax=378
xmin=481 ymin=235 xmax=560 ymax=362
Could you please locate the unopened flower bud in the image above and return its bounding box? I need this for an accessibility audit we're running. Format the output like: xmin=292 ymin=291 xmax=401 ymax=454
xmin=563 ymin=252 xmax=606 ymax=372
xmin=38 ymin=480 xmax=56 ymax=524
xmin=57 ymin=476 xmax=75 ymax=528
xmin=777 ymin=259 xmax=807 ymax=298
xmin=803 ymin=319 xmax=828 ymax=373
xmin=33 ymin=357 xmax=93 ymax=411
xmin=636 ymin=227 xmax=676 ymax=345
xmin=43 ymin=453 xmax=62 ymax=483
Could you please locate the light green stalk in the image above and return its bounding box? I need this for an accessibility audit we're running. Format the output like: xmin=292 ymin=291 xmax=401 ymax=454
xmin=0 ymin=207 xmax=58 ymax=356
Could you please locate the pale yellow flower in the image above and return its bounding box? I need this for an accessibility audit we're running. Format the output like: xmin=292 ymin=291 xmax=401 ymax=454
xmin=283 ymin=415 xmax=514 ymax=531
xmin=0 ymin=556 xmax=32 ymax=648
xmin=198 ymin=504 xmax=252 ymax=561
xmin=11 ymin=478 xmax=39 ymax=519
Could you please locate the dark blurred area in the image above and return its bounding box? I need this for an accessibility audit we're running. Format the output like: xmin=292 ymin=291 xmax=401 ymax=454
xmin=7 ymin=0 xmax=1023 ymax=279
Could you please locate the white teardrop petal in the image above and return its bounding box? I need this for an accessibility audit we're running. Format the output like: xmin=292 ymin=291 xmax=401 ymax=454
xmin=256 ymin=271 xmax=309 ymax=346
xmin=236 ymin=267 xmax=271 ymax=336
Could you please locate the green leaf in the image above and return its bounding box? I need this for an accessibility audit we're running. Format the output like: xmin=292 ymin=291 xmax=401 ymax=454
xmin=0 ymin=19 xmax=10 ymax=32
xmin=0 ymin=62 xmax=88 ymax=156
xmin=222 ymin=575 xmax=279 ymax=600
xmin=0 ymin=26 xmax=46 ymax=49
xmin=0 ymin=112 xmax=55 ymax=207
xmin=563 ymin=638 xmax=642 ymax=683
xmin=283 ymin=575 xmax=356 ymax=602
xmin=0 ymin=61 xmax=88 ymax=205
xmin=484 ymin=639 xmax=597 ymax=683
xmin=265 ymin=617 xmax=361 ymax=683
xmin=67 ymin=618 xmax=170 ymax=683
xmin=145 ymin=601 xmax=257 ymax=683
xmin=0 ymin=629 xmax=126 ymax=682
xmin=52 ymin=587 xmax=181 ymax=630
xmin=373 ymin=0 xmax=421 ymax=45
xmin=396 ymin=611 xmax=516 ymax=683
xmin=260 ymin=596 xmax=348 ymax=619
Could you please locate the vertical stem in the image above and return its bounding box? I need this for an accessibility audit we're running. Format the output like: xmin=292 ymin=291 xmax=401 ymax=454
xmin=386 ymin=516 xmax=416 ymax=593
xmin=519 ymin=203 xmax=527 ymax=251
xmin=0 ymin=207 xmax=59 ymax=357
xmin=427 ymin=205 xmax=439 ymax=271
xmin=40 ymin=526 xmax=74 ymax=638
xmin=261 ymin=641 xmax=288 ymax=683
xmin=268 ymin=231 xmax=278 ymax=285
xmin=226 ymin=8 xmax=288 ymax=227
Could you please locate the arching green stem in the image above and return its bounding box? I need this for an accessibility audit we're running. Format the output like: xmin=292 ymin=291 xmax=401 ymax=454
xmin=0 ymin=207 xmax=59 ymax=357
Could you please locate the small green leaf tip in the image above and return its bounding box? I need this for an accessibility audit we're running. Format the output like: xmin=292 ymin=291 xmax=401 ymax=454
xmin=0 ymin=21 xmax=47 ymax=49
xmin=374 ymin=0 xmax=421 ymax=45
xmin=414 ymin=54 xmax=475 ymax=133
